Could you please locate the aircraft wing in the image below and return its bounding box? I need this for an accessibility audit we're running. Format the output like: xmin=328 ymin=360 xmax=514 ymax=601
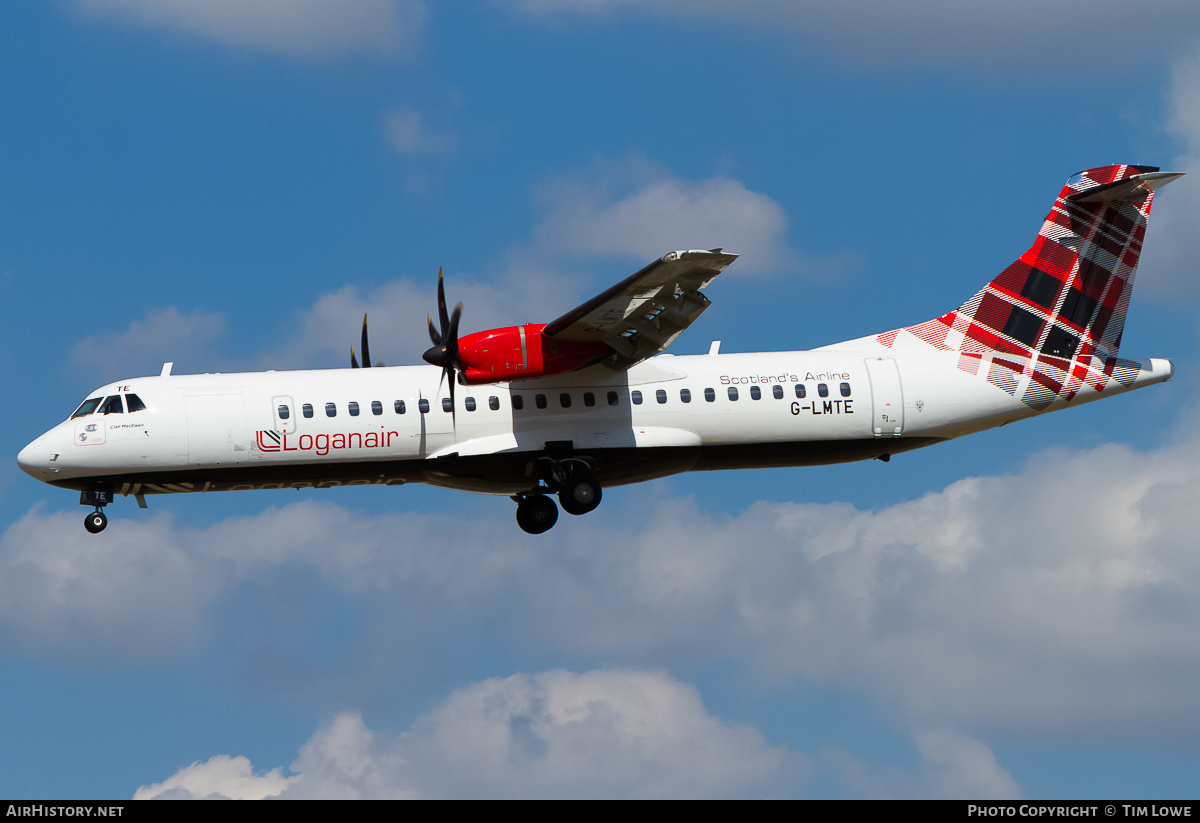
xmin=543 ymin=249 xmax=738 ymax=371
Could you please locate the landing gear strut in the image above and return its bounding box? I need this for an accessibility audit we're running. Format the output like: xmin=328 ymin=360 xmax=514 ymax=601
xmin=512 ymin=451 xmax=604 ymax=534
xmin=81 ymin=489 xmax=111 ymax=534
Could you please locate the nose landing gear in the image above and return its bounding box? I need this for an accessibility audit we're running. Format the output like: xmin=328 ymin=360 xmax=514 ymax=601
xmin=84 ymin=510 xmax=108 ymax=534
xmin=80 ymin=489 xmax=111 ymax=534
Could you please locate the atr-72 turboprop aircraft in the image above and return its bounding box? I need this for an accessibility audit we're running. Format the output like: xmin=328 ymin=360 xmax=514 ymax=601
xmin=17 ymin=165 xmax=1182 ymax=535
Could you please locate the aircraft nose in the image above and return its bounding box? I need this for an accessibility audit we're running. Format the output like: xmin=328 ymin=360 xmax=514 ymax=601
xmin=17 ymin=434 xmax=55 ymax=480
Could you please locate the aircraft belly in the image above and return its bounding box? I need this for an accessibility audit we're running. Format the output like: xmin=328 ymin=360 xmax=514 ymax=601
xmin=692 ymin=437 xmax=944 ymax=471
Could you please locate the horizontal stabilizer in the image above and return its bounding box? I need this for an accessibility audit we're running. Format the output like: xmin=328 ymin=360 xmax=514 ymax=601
xmin=1069 ymin=170 xmax=1184 ymax=204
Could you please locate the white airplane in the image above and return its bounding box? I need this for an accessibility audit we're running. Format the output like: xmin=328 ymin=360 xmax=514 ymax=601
xmin=17 ymin=164 xmax=1182 ymax=535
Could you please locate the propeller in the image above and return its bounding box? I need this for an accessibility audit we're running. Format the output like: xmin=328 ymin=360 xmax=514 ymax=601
xmin=422 ymin=267 xmax=463 ymax=416
xmin=350 ymin=314 xmax=382 ymax=368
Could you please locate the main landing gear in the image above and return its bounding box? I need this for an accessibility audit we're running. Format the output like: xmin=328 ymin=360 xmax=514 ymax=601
xmin=512 ymin=455 xmax=603 ymax=535
xmin=81 ymin=489 xmax=111 ymax=534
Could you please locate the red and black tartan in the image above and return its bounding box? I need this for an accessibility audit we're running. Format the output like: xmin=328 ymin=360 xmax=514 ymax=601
xmin=878 ymin=165 xmax=1167 ymax=409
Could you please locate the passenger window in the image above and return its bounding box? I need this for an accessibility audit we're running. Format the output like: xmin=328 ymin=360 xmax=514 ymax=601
xmin=680 ymin=388 xmax=691 ymax=403
xmin=728 ymin=387 xmax=739 ymax=401
xmin=607 ymin=391 xmax=619 ymax=407
xmin=348 ymin=401 xmax=360 ymax=417
xmin=560 ymin=393 xmax=572 ymax=408
xmin=632 ymin=390 xmax=643 ymax=405
xmin=277 ymin=404 xmax=290 ymax=420
xmin=125 ymin=394 xmax=148 ymax=413
xmin=583 ymin=392 xmax=596 ymax=407
xmin=535 ymin=394 xmax=547 ymax=410
xmin=750 ymin=386 xmax=761 ymax=400
xmin=772 ymin=385 xmax=783 ymax=400
xmin=656 ymin=389 xmax=667 ymax=404
xmin=795 ymin=384 xmax=806 ymax=399
xmin=303 ymin=403 xmax=314 ymax=418
xmin=840 ymin=382 xmax=852 ymax=397
xmin=326 ymin=402 xmax=337 ymax=417
xmin=418 ymin=399 xmax=430 ymax=414
xmin=442 ymin=398 xmax=452 ymax=412
xmin=465 ymin=397 xmax=477 ymax=412
xmin=100 ymin=396 xmax=124 ymax=415
xmin=71 ymin=397 xmax=104 ymax=418
xmin=372 ymin=400 xmax=382 ymax=415
xmin=513 ymin=394 xmax=524 ymax=410
xmin=395 ymin=400 xmax=406 ymax=414
xmin=818 ymin=383 xmax=829 ymax=398
xmin=704 ymin=388 xmax=715 ymax=402
xmin=489 ymin=396 xmax=500 ymax=411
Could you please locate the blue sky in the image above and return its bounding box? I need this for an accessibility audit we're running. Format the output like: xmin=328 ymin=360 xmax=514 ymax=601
xmin=5 ymin=0 xmax=1200 ymax=799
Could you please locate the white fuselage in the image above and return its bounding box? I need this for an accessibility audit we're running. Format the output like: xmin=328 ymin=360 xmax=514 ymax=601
xmin=17 ymin=344 xmax=1173 ymax=502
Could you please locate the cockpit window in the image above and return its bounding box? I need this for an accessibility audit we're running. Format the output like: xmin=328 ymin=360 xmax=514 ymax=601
xmin=125 ymin=393 xmax=148 ymax=412
xmin=100 ymin=395 xmax=124 ymax=415
xmin=71 ymin=397 xmax=103 ymax=419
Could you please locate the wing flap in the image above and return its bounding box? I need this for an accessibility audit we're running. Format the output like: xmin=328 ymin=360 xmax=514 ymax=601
xmin=544 ymin=249 xmax=737 ymax=370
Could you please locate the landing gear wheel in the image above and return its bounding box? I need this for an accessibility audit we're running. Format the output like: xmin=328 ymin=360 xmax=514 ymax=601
xmin=559 ymin=475 xmax=602 ymax=515
xmin=84 ymin=511 xmax=108 ymax=534
xmin=516 ymin=495 xmax=559 ymax=534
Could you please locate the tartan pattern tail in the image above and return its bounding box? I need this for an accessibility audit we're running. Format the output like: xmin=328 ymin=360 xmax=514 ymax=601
xmin=877 ymin=165 xmax=1180 ymax=409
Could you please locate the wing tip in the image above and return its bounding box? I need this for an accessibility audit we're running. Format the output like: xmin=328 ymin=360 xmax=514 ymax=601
xmin=661 ymin=248 xmax=740 ymax=263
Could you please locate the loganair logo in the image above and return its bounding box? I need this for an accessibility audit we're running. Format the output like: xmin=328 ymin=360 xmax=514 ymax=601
xmin=255 ymin=428 xmax=402 ymax=456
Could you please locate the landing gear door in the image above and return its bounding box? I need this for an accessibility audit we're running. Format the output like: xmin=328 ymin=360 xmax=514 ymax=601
xmin=272 ymin=395 xmax=296 ymax=434
xmin=865 ymin=357 xmax=904 ymax=437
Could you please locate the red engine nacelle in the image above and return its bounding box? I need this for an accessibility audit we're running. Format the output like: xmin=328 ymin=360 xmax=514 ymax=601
xmin=457 ymin=323 xmax=610 ymax=384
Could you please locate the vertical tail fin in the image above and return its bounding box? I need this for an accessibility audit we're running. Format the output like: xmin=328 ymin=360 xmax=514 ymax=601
xmin=880 ymin=165 xmax=1182 ymax=408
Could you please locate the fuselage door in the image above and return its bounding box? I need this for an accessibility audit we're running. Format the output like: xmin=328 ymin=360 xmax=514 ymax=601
xmin=184 ymin=391 xmax=249 ymax=466
xmin=272 ymin=395 xmax=296 ymax=434
xmin=865 ymin=357 xmax=904 ymax=437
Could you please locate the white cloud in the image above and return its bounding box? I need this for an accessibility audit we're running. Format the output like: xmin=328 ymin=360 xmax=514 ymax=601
xmin=133 ymin=755 xmax=289 ymax=800
xmin=385 ymin=108 xmax=456 ymax=155
xmin=253 ymin=159 xmax=814 ymax=372
xmin=70 ymin=306 xmax=226 ymax=384
xmin=134 ymin=670 xmax=1028 ymax=798
xmin=136 ymin=669 xmax=795 ymax=798
xmin=520 ymin=440 xmax=1200 ymax=739
xmin=505 ymin=1 xmax=1200 ymax=71
xmin=61 ymin=157 xmax=806 ymax=380
xmin=1136 ymin=45 xmax=1200 ymax=301
xmin=254 ymin=259 xmax=582 ymax=370
xmin=528 ymin=157 xmax=814 ymax=275
xmin=13 ymin=426 xmax=1200 ymax=740
xmin=61 ymin=265 xmax=581 ymax=378
xmin=78 ymin=0 xmax=427 ymax=57
xmin=826 ymin=729 xmax=1022 ymax=800
xmin=0 ymin=500 xmax=532 ymax=660
xmin=0 ymin=505 xmax=224 ymax=658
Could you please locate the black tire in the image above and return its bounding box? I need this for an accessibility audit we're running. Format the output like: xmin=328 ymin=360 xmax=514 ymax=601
xmin=84 ymin=511 xmax=108 ymax=534
xmin=516 ymin=495 xmax=559 ymax=534
xmin=559 ymin=475 xmax=602 ymax=515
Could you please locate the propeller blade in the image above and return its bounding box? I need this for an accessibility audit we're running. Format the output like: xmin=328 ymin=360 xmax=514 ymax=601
xmin=448 ymin=303 xmax=462 ymax=358
xmin=350 ymin=347 xmax=360 ymax=369
xmin=360 ymin=314 xmax=372 ymax=369
xmin=422 ymin=266 xmax=462 ymax=430
xmin=437 ymin=267 xmax=450 ymax=338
